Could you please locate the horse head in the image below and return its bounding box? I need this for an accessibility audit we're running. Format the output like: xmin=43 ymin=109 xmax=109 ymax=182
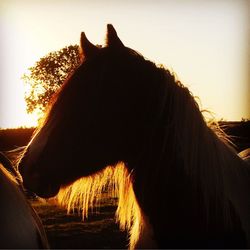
xmin=18 ymin=24 xmax=163 ymax=198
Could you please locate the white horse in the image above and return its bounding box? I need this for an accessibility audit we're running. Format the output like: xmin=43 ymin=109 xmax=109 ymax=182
xmin=0 ymin=153 xmax=49 ymax=248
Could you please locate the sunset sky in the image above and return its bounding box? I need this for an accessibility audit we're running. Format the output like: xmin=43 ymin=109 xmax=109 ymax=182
xmin=0 ymin=0 xmax=249 ymax=128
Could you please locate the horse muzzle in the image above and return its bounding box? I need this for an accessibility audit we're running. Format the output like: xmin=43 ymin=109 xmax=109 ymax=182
xmin=22 ymin=172 xmax=60 ymax=198
xmin=19 ymin=160 xmax=60 ymax=198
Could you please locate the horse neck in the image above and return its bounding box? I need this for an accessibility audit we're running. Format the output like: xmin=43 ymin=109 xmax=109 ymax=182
xmin=167 ymin=86 xmax=250 ymax=231
xmin=132 ymin=82 xmax=250 ymax=240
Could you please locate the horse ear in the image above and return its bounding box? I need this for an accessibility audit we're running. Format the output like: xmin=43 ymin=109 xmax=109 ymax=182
xmin=80 ymin=32 xmax=99 ymax=60
xmin=106 ymin=24 xmax=124 ymax=48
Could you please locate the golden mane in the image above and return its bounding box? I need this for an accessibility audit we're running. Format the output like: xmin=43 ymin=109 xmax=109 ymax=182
xmin=56 ymin=163 xmax=142 ymax=250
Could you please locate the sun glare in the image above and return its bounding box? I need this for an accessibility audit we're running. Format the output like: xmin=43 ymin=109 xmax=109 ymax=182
xmin=0 ymin=70 xmax=39 ymax=129
xmin=0 ymin=87 xmax=39 ymax=129
xmin=0 ymin=17 xmax=43 ymax=128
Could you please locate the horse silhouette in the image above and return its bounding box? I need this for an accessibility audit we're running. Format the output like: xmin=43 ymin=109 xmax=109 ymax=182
xmin=18 ymin=24 xmax=250 ymax=249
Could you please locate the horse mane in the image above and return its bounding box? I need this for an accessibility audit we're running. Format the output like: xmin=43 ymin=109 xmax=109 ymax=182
xmin=56 ymin=163 xmax=142 ymax=249
xmin=154 ymin=67 xmax=249 ymax=221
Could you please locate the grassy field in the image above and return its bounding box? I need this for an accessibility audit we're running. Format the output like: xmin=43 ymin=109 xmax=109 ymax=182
xmin=32 ymin=199 xmax=128 ymax=249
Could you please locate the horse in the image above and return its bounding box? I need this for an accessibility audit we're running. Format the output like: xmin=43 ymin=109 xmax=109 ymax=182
xmin=0 ymin=152 xmax=49 ymax=248
xmin=18 ymin=24 xmax=250 ymax=249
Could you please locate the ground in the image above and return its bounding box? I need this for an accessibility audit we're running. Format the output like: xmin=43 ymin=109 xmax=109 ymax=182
xmin=32 ymin=199 xmax=128 ymax=249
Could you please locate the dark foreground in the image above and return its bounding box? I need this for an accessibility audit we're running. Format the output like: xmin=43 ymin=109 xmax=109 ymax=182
xmin=0 ymin=121 xmax=249 ymax=248
xmin=32 ymin=199 xmax=128 ymax=249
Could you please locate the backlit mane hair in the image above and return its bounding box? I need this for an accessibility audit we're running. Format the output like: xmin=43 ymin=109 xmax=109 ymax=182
xmin=48 ymin=48 xmax=250 ymax=249
xmin=56 ymin=163 xmax=142 ymax=249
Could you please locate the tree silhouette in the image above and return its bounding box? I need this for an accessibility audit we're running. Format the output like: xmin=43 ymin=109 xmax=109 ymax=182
xmin=22 ymin=45 xmax=81 ymax=117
